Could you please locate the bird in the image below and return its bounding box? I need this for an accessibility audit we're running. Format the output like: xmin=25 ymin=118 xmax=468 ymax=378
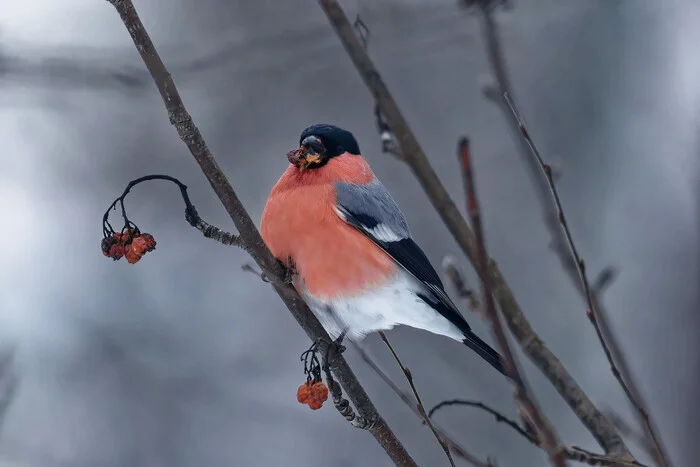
xmin=260 ymin=123 xmax=506 ymax=376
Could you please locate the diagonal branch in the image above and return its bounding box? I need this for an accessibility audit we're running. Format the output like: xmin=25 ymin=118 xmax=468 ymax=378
xmin=354 ymin=339 xmax=648 ymax=466
xmin=103 ymin=1 xmax=417 ymax=465
xmin=429 ymin=399 xmax=649 ymax=467
xmin=351 ymin=341 xmax=493 ymax=467
xmin=316 ymin=0 xmax=631 ymax=460
xmin=472 ymin=5 xmax=656 ymax=464
xmin=501 ymin=92 xmax=670 ymax=467
xmin=378 ymin=332 xmax=457 ymax=467
xmin=430 ymin=399 xmax=536 ymax=444
xmin=459 ymin=137 xmax=567 ymax=467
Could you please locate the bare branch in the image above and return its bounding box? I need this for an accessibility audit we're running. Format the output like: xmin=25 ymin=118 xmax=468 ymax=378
xmin=430 ymin=399 xmax=537 ymax=444
xmin=315 ymin=0 xmax=632 ymax=459
xmin=459 ymin=137 xmax=567 ymax=467
xmin=103 ymin=1 xmax=417 ymax=465
xmin=502 ymin=92 xmax=669 ymax=467
xmin=429 ymin=400 xmax=648 ymax=467
xmin=472 ymin=6 xmax=649 ymax=464
xmin=185 ymin=206 xmax=243 ymax=247
xmin=357 ymin=341 xmax=646 ymax=467
xmin=351 ymin=341 xmax=493 ymax=467
xmin=101 ymin=174 xmax=246 ymax=250
xmin=565 ymin=447 xmax=648 ymax=467
xmin=378 ymin=332 xmax=457 ymax=467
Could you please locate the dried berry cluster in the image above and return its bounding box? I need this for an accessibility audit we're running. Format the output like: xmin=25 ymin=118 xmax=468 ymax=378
xmin=102 ymin=228 xmax=156 ymax=264
xmin=298 ymin=344 xmax=329 ymax=410
xmin=297 ymin=380 xmax=329 ymax=410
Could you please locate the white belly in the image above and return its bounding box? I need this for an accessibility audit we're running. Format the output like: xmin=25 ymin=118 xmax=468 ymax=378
xmin=300 ymin=271 xmax=465 ymax=341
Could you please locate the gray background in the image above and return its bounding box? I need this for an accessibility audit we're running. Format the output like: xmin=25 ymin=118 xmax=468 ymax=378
xmin=0 ymin=0 xmax=697 ymax=466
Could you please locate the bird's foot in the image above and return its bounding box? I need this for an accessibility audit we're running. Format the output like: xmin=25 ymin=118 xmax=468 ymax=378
xmin=328 ymin=331 xmax=347 ymax=360
xmin=258 ymin=261 xmax=295 ymax=286
xmin=308 ymin=331 xmax=346 ymax=371
xmin=278 ymin=259 xmax=296 ymax=285
xmin=282 ymin=267 xmax=295 ymax=285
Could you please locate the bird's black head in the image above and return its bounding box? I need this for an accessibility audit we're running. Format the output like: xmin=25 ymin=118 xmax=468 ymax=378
xmin=287 ymin=123 xmax=361 ymax=171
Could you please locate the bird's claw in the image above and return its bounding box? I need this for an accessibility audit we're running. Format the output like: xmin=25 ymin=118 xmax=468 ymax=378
xmin=259 ymin=262 xmax=294 ymax=286
xmin=309 ymin=332 xmax=346 ymax=370
xmin=323 ymin=332 xmax=347 ymax=369
xmin=282 ymin=268 xmax=294 ymax=285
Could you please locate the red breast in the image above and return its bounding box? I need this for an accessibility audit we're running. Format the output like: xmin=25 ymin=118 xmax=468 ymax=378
xmin=261 ymin=154 xmax=395 ymax=299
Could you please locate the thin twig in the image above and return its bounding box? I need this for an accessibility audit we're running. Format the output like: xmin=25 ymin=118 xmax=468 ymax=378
xmin=502 ymin=92 xmax=669 ymax=467
xmin=351 ymin=341 xmax=493 ymax=467
xmin=354 ymin=14 xmax=403 ymax=161
xmin=472 ymin=5 xmax=642 ymax=462
xmin=378 ymin=332 xmax=457 ymax=467
xmin=316 ymin=0 xmax=631 ymax=459
xmin=104 ymin=1 xmax=417 ymax=465
xmin=430 ymin=399 xmax=536 ymax=443
xmin=357 ymin=341 xmax=646 ymax=467
xmin=429 ymin=400 xmax=648 ymax=467
xmin=459 ymin=137 xmax=567 ymax=467
xmin=565 ymin=447 xmax=648 ymax=467
xmin=102 ymin=174 xmax=247 ymax=250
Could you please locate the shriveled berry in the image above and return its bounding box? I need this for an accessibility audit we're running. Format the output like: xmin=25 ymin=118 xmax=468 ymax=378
xmin=124 ymin=243 xmax=141 ymax=264
xmin=310 ymin=381 xmax=328 ymax=403
xmin=297 ymin=382 xmax=312 ymax=404
xmin=108 ymin=244 xmax=125 ymax=260
xmin=307 ymin=399 xmax=323 ymax=410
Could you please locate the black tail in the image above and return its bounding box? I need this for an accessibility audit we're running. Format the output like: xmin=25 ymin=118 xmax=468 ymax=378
xmin=463 ymin=331 xmax=507 ymax=376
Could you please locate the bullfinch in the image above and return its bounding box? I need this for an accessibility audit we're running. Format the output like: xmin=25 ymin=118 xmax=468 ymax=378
xmin=261 ymin=124 xmax=506 ymax=375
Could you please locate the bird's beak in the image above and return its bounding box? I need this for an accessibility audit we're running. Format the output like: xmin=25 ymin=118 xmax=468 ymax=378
xmin=287 ymin=135 xmax=326 ymax=171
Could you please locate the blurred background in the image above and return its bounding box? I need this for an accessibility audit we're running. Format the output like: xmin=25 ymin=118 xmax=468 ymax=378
xmin=0 ymin=0 xmax=697 ymax=465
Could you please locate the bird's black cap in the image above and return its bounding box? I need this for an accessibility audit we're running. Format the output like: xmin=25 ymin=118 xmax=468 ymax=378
xmin=299 ymin=124 xmax=361 ymax=159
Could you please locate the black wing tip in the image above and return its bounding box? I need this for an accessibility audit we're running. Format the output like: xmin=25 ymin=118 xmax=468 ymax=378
xmin=462 ymin=332 xmax=507 ymax=376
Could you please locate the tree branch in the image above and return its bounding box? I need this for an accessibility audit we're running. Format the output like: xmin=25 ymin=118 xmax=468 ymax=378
xmin=351 ymin=341 xmax=493 ymax=467
xmin=459 ymin=138 xmax=567 ymax=467
xmin=429 ymin=400 xmax=648 ymax=467
xmin=430 ymin=399 xmax=538 ymax=444
xmin=501 ymin=92 xmax=669 ymax=467
xmin=472 ymin=4 xmax=655 ymax=464
xmin=378 ymin=332 xmax=457 ymax=467
xmin=316 ymin=0 xmax=631 ymax=460
xmin=103 ymin=1 xmax=417 ymax=465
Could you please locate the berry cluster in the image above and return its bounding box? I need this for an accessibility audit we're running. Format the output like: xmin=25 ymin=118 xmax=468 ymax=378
xmin=102 ymin=228 xmax=156 ymax=264
xmin=296 ymin=380 xmax=329 ymax=410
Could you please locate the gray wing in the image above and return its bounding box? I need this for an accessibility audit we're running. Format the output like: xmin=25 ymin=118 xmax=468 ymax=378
xmin=334 ymin=179 xmax=471 ymax=332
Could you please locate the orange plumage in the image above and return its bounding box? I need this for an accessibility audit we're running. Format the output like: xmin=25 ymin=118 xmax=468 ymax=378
xmin=261 ymin=154 xmax=395 ymax=299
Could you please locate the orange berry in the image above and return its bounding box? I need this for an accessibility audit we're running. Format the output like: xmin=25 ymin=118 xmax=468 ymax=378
xmin=131 ymin=236 xmax=148 ymax=255
xmin=108 ymin=244 xmax=125 ymax=260
xmin=307 ymin=398 xmax=323 ymax=410
xmin=124 ymin=243 xmax=141 ymax=264
xmin=140 ymin=233 xmax=156 ymax=251
xmin=297 ymin=382 xmax=312 ymax=404
xmin=310 ymin=381 xmax=328 ymax=402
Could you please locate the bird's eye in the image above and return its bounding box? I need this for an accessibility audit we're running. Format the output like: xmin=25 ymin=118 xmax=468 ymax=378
xmin=301 ymin=135 xmax=326 ymax=155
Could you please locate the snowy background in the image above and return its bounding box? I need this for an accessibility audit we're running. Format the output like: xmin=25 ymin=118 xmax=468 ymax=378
xmin=0 ymin=0 xmax=697 ymax=466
